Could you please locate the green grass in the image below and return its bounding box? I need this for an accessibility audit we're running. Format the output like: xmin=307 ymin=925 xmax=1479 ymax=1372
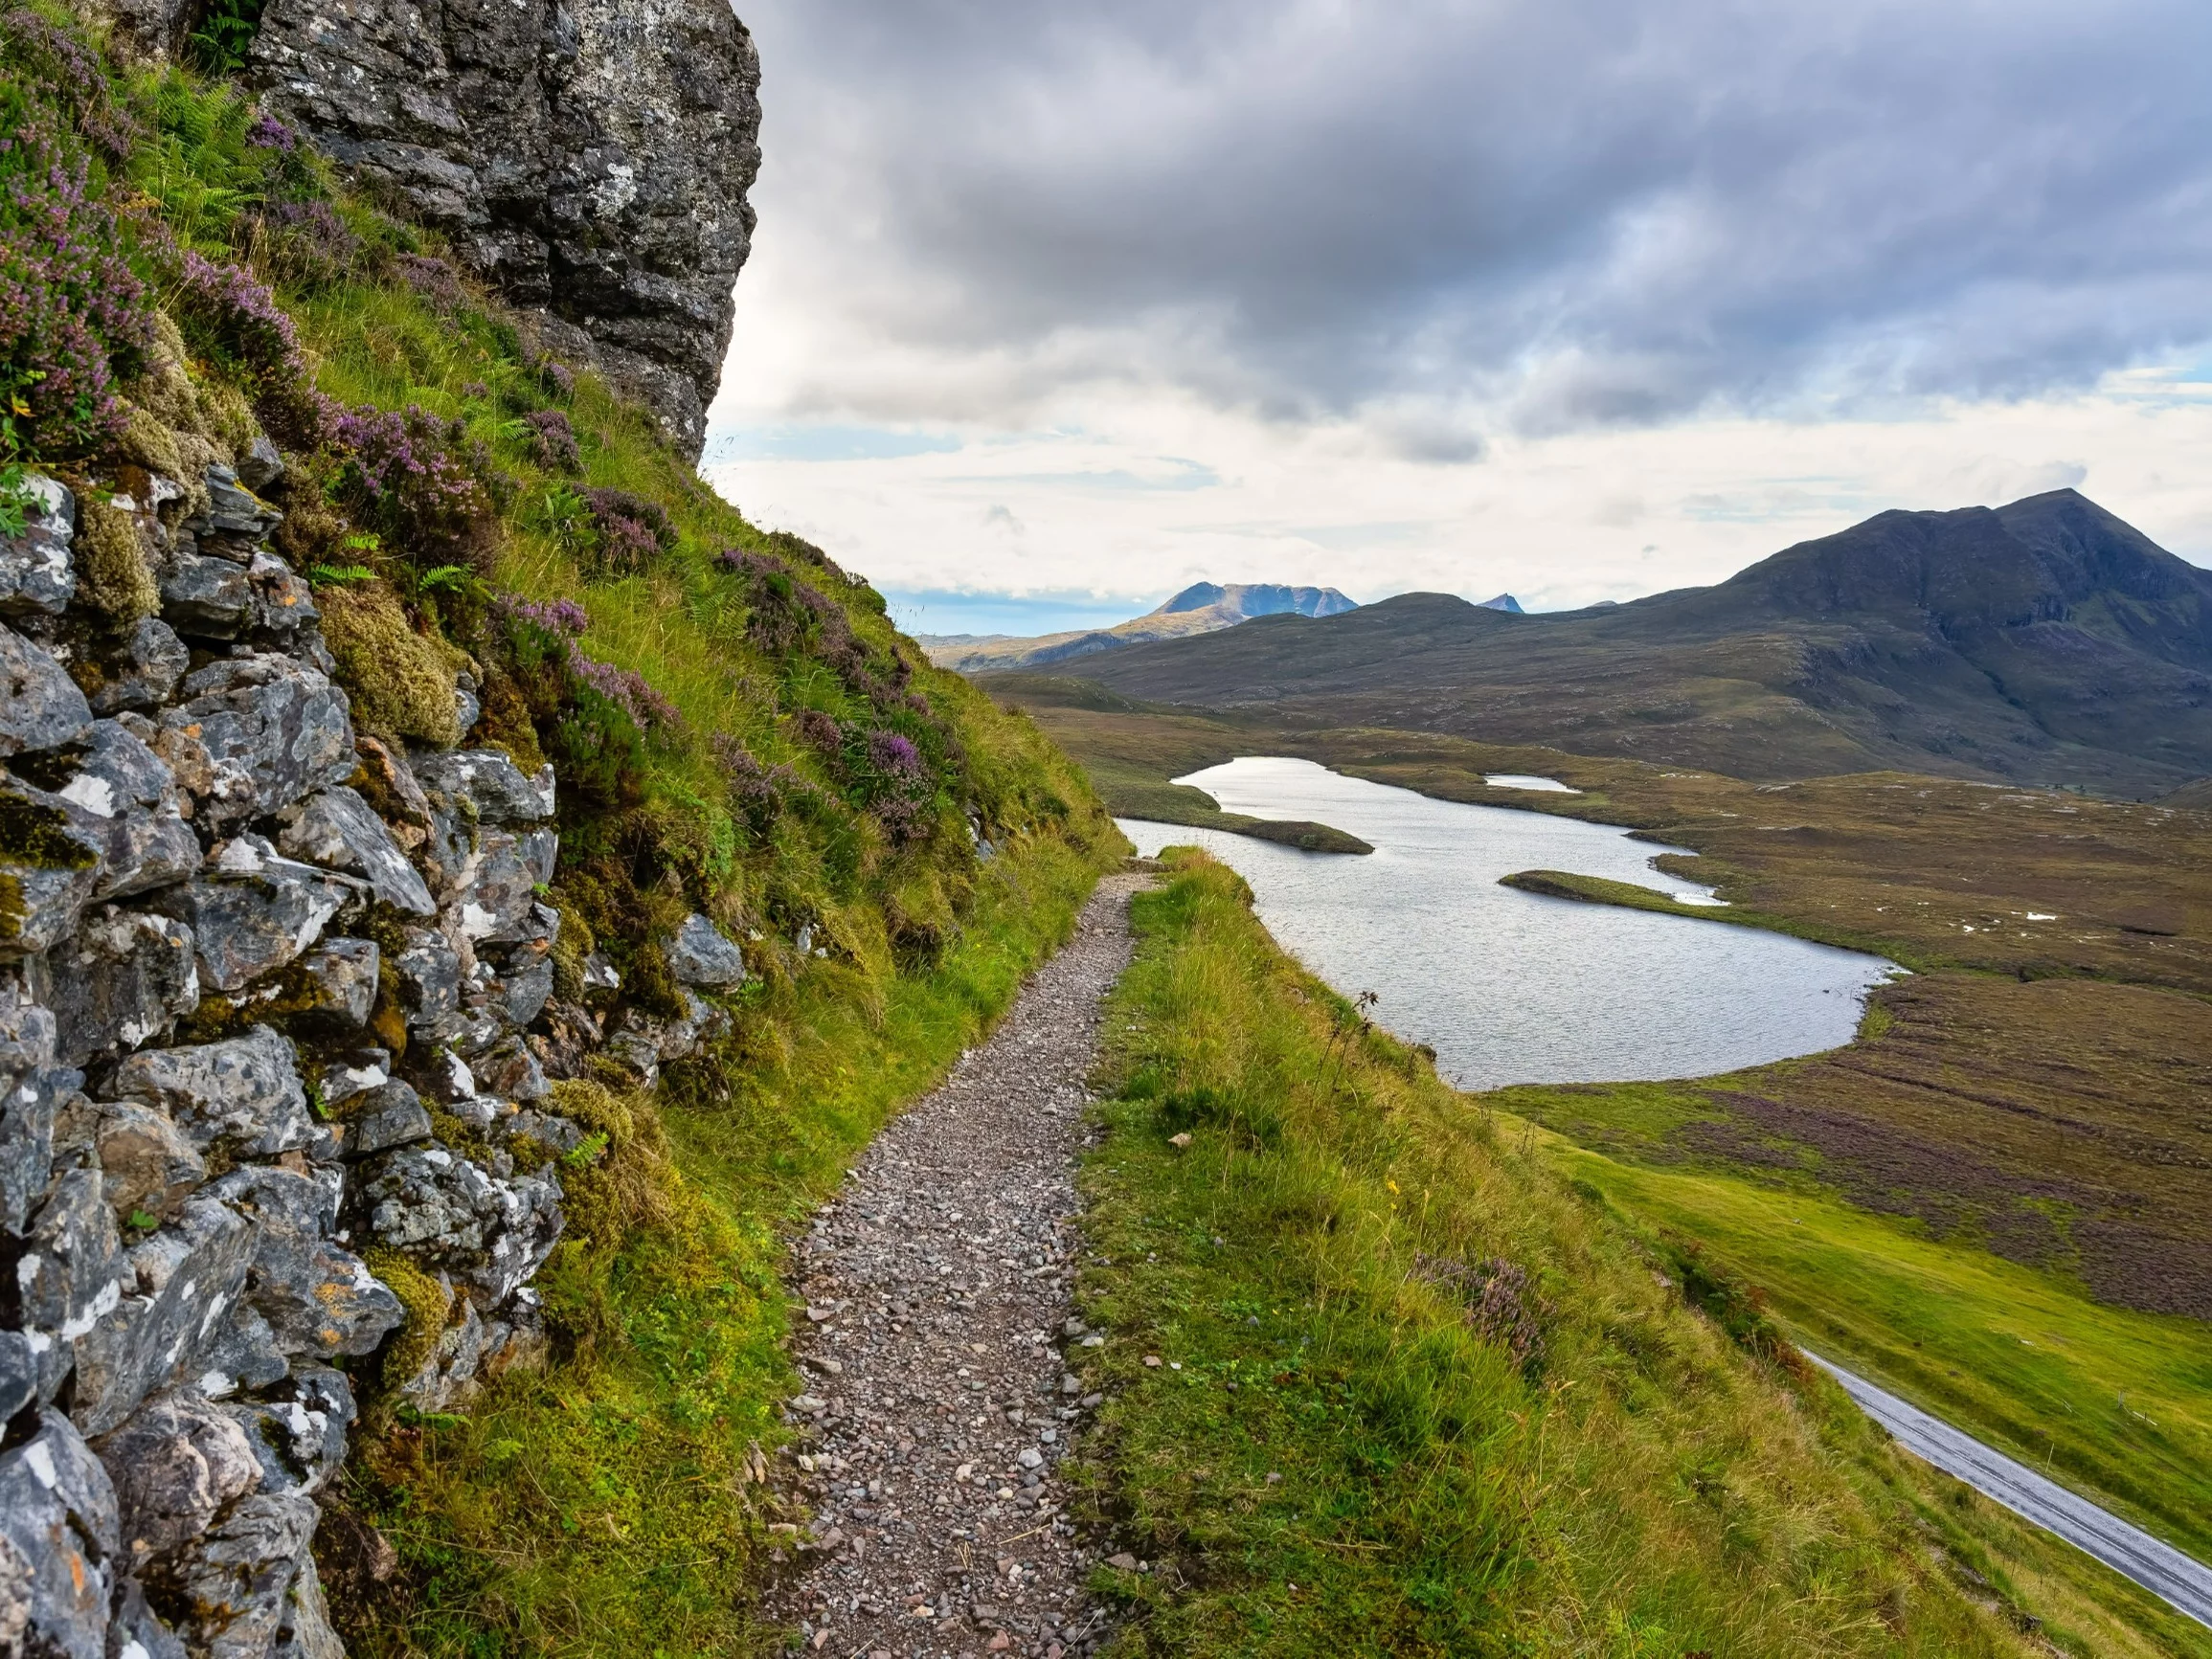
xmin=1061 ymin=852 xmax=2140 ymax=1658
xmin=1535 ymin=1137 xmax=2212 ymax=1571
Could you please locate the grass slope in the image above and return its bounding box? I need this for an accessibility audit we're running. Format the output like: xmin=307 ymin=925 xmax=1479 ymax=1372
xmin=1064 ymin=854 xmax=2178 ymax=1657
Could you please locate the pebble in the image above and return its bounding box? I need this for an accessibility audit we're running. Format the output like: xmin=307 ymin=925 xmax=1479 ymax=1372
xmin=770 ymin=875 xmax=1148 ymax=1658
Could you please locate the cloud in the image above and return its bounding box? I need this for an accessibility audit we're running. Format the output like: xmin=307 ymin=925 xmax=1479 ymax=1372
xmin=720 ymin=0 xmax=2212 ymax=436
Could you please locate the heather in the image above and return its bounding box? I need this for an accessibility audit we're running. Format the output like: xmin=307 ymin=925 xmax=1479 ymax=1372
xmin=0 ymin=11 xmax=1118 ymax=1650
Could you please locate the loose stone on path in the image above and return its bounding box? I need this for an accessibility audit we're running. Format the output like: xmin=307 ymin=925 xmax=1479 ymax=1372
xmin=771 ymin=874 xmax=1148 ymax=1659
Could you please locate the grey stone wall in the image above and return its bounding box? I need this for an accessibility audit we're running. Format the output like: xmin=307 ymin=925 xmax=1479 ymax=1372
xmin=0 ymin=460 xmax=746 ymax=1653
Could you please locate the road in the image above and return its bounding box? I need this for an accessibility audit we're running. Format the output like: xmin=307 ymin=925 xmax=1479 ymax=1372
xmin=1806 ymin=1354 xmax=2212 ymax=1629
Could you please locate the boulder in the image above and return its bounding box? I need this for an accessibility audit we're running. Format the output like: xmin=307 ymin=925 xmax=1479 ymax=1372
xmin=108 ymin=1577 xmax=191 ymax=1659
xmin=359 ymin=1146 xmax=563 ymax=1306
xmin=70 ymin=1197 xmax=256 ymax=1437
xmin=315 ymin=1046 xmax=391 ymax=1108
xmin=17 ymin=1169 xmax=127 ymax=1405
xmin=290 ymin=935 xmax=379 ymax=1029
xmin=53 ymin=719 xmax=201 ymax=902
xmin=276 ymin=785 xmax=436 ymax=916
xmin=247 ymin=551 xmax=318 ymax=639
xmin=0 ymin=1330 xmax=35 ymax=1422
xmin=158 ymin=552 xmax=253 ymax=639
xmin=473 ymin=1033 xmax=549 ymax=1103
xmin=450 ymin=827 xmax=556 ymax=943
xmin=413 ymin=749 xmax=555 ymax=824
xmin=0 ymin=774 xmax=106 ymax=958
xmin=237 ymin=437 xmax=285 ymax=495
xmin=270 ymin=1551 xmax=345 ymax=1659
xmin=94 ymin=1100 xmax=208 ymax=1222
xmin=45 ymin=908 xmax=199 ymax=1066
xmin=157 ymin=654 xmax=354 ymax=828
xmin=667 ymin=911 xmax=746 ymax=986
xmin=338 ymin=1079 xmax=434 ymax=1159
xmin=0 ymin=472 xmax=75 ymax=617
xmin=0 ymin=990 xmax=66 ymax=1233
xmin=221 ymin=1366 xmax=352 ymax=1498
xmin=200 ymin=465 xmax=282 ymax=542
xmin=398 ymin=1292 xmax=486 ymax=1414
xmin=110 ymin=1026 xmax=310 ymax=1160
xmin=92 ymin=1387 xmax=262 ymax=1565
xmin=491 ymin=952 xmax=553 ymax=1027
xmin=392 ymin=927 xmax=462 ymax=1039
xmin=0 ymin=621 xmax=93 ymax=757
xmin=88 ymin=617 xmax=192 ymax=715
xmin=149 ymin=835 xmax=362 ymax=993
xmin=0 ymin=1409 xmax=119 ymax=1659
xmin=191 ymin=1300 xmax=290 ymax=1401
xmin=167 ymin=1490 xmax=317 ymax=1659
xmin=347 ymin=736 xmax=432 ymax=852
xmin=208 ymin=1165 xmax=404 ymax=1358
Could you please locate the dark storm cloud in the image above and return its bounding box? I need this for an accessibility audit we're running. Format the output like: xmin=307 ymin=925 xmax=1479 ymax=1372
xmin=733 ymin=0 xmax=2212 ymax=431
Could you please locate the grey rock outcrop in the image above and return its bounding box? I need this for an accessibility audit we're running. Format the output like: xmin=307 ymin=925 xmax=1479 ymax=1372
xmin=668 ymin=911 xmax=746 ymax=986
xmin=0 ymin=473 xmax=76 ymax=617
xmin=0 ymin=622 xmax=93 ymax=756
xmin=246 ymin=0 xmax=762 ymax=458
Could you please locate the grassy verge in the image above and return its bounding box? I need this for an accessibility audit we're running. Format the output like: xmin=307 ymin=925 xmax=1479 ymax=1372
xmin=349 ymin=833 xmax=1107 ymax=1654
xmin=1059 ymin=852 xmax=2198 ymax=1656
xmin=1533 ymin=1136 xmax=2212 ymax=1568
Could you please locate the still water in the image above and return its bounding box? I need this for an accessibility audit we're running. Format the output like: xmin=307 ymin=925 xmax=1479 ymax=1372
xmin=1118 ymin=757 xmax=1896 ymax=1090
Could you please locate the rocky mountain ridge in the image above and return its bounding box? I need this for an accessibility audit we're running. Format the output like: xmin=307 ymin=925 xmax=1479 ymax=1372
xmin=1 ymin=458 xmax=742 ymax=1655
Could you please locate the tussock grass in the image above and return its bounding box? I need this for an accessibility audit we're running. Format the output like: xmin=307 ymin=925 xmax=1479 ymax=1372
xmin=1069 ymin=853 xmax=2065 ymax=1656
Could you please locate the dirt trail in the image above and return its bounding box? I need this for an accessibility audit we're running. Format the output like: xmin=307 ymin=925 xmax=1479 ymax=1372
xmin=771 ymin=873 xmax=1149 ymax=1658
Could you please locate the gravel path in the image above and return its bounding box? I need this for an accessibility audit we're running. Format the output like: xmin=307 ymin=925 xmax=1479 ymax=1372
xmin=772 ymin=873 xmax=1148 ymax=1659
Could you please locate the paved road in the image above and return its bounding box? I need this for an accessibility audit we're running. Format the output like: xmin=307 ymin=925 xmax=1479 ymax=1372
xmin=1807 ymin=1354 xmax=2212 ymax=1629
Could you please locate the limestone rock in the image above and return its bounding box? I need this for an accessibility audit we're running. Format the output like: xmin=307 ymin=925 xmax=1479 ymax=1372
xmin=398 ymin=1291 xmax=485 ymax=1413
xmin=18 ymin=1170 xmax=126 ymax=1406
xmin=149 ymin=836 xmax=362 ymax=993
xmin=291 ymin=935 xmax=380 ymax=1029
xmin=276 ymin=785 xmax=437 ymax=915
xmin=71 ymin=1197 xmax=256 ymax=1436
xmin=88 ymin=617 xmax=191 ymax=715
xmin=473 ymin=1033 xmax=549 ymax=1102
xmin=247 ymin=551 xmax=319 ymax=642
xmin=0 ymin=1330 xmax=35 ymax=1421
xmin=348 ymin=735 xmax=433 ymax=851
xmin=222 ymin=1366 xmax=353 ymax=1498
xmin=414 ymin=748 xmax=555 ymax=824
xmin=158 ymin=552 xmax=252 ymax=639
xmin=108 ymin=1578 xmax=191 ymax=1659
xmin=668 ymin=911 xmax=746 ymax=986
xmin=0 ymin=990 xmax=66 ymax=1233
xmin=0 ymin=775 xmax=105 ymax=959
xmin=45 ymin=908 xmax=199 ymax=1065
xmin=491 ymin=954 xmax=555 ymax=1029
xmin=339 ymin=1079 xmax=434 ymax=1159
xmin=55 ymin=719 xmax=200 ymax=904
xmin=450 ymin=826 xmax=557 ymax=943
xmin=0 ymin=621 xmax=93 ymax=757
xmin=201 ymin=466 xmax=282 ymax=543
xmin=192 ymin=1301 xmax=290 ymax=1401
xmin=168 ymin=1490 xmax=318 ymax=1659
xmin=0 ymin=472 xmax=76 ymax=617
xmin=157 ymin=654 xmax=355 ymax=829
xmin=207 ymin=1165 xmax=404 ymax=1358
xmin=393 ymin=926 xmax=462 ymax=1040
xmin=0 ymin=1410 xmax=120 ymax=1659
xmin=249 ymin=0 xmax=763 ymax=459
xmin=94 ymin=1100 xmax=207 ymax=1222
xmin=359 ymin=1145 xmax=563 ymax=1305
xmin=92 ymin=1387 xmax=262 ymax=1564
xmin=111 ymin=1025 xmax=311 ymax=1160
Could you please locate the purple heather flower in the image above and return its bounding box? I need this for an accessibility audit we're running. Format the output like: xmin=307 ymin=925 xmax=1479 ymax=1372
xmin=245 ymin=111 xmax=297 ymax=152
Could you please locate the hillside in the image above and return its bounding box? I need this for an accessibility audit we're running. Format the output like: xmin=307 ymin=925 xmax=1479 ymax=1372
xmin=921 ymin=579 xmax=1356 ymax=673
xmin=1027 ymin=490 xmax=2212 ymax=796
xmin=0 ymin=16 xmax=1115 ymax=1656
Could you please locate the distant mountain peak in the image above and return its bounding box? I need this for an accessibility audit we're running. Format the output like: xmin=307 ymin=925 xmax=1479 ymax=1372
xmin=1152 ymin=582 xmax=1358 ymax=620
xmin=922 ymin=580 xmax=1359 ymax=674
xmin=1478 ymin=593 xmax=1524 ymax=614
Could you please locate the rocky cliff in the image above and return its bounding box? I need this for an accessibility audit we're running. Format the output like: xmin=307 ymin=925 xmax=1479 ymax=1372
xmin=87 ymin=0 xmax=762 ymax=460
xmin=0 ymin=467 xmax=744 ymax=1651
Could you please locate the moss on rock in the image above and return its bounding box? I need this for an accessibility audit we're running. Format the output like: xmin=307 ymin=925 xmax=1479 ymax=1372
xmin=74 ymin=492 xmax=160 ymax=621
xmin=319 ymin=581 xmax=470 ymax=747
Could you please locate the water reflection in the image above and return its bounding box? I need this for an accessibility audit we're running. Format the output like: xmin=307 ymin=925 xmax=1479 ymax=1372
xmin=1120 ymin=757 xmax=1896 ymax=1090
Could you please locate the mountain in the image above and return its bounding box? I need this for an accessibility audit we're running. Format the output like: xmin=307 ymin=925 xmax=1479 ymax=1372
xmin=920 ymin=580 xmax=1357 ymax=672
xmin=1478 ymin=593 xmax=1524 ymax=613
xmin=1012 ymin=490 xmax=2212 ymax=794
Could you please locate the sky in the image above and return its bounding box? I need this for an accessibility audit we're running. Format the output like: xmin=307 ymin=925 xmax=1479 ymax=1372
xmin=700 ymin=0 xmax=2212 ymax=637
